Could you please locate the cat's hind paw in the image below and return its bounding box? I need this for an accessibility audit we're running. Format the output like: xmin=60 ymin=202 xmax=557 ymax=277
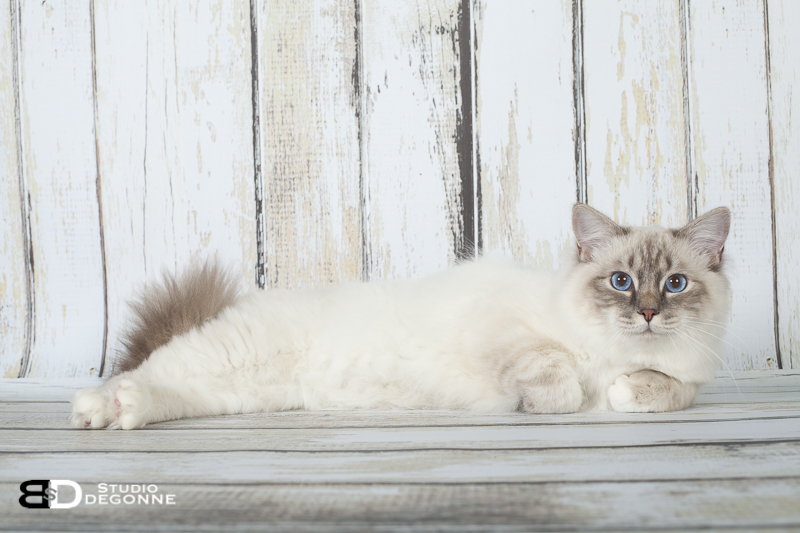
xmin=70 ymin=387 xmax=112 ymax=429
xmin=113 ymin=379 xmax=154 ymax=430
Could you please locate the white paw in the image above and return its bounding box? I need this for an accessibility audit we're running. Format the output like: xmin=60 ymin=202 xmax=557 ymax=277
xmin=607 ymin=375 xmax=638 ymax=412
xmin=113 ymin=379 xmax=154 ymax=430
xmin=70 ymin=387 xmax=112 ymax=429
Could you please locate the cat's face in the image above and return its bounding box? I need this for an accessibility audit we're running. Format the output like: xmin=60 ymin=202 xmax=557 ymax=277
xmin=570 ymin=206 xmax=731 ymax=350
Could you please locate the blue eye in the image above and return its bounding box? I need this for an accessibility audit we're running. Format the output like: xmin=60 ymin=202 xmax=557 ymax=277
xmin=666 ymin=274 xmax=687 ymax=293
xmin=611 ymin=272 xmax=632 ymax=291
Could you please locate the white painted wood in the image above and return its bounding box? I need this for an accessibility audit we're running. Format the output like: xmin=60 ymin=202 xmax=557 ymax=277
xmin=17 ymin=0 xmax=105 ymax=378
xmin=0 ymin=2 xmax=26 ymax=378
xmin=2 ymin=441 xmax=797 ymax=483
xmin=256 ymin=0 xmax=362 ymax=289
xmin=583 ymin=0 xmax=688 ymax=227
xmin=475 ymin=0 xmax=577 ymax=269
xmin=3 ymin=417 xmax=798 ymax=452
xmin=768 ymin=0 xmax=800 ymax=370
xmin=3 ymin=479 xmax=798 ymax=531
xmin=360 ymin=0 xmax=467 ymax=280
xmin=2 ymin=375 xmax=798 ymax=529
xmin=687 ymin=0 xmax=777 ymax=370
xmin=93 ymin=0 xmax=257 ymax=373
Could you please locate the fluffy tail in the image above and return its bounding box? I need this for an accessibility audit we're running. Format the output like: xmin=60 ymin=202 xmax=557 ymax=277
xmin=111 ymin=261 xmax=241 ymax=375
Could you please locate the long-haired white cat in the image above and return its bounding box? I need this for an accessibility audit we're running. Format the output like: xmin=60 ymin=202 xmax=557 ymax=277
xmin=71 ymin=205 xmax=731 ymax=429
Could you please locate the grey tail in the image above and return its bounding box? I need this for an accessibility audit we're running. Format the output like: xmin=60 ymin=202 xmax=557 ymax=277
xmin=111 ymin=261 xmax=241 ymax=376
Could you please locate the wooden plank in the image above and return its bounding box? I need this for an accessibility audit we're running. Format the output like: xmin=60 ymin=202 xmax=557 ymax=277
xmin=1 ymin=370 xmax=797 ymax=402
xmin=475 ymin=0 xmax=578 ymax=268
xmin=17 ymin=0 xmax=105 ymax=378
xmin=256 ymin=0 xmax=362 ymax=289
xmin=3 ymin=417 xmax=800 ymax=452
xmin=360 ymin=0 xmax=467 ymax=280
xmin=768 ymin=0 xmax=800 ymax=370
xmin=5 ymin=400 xmax=800 ymax=431
xmin=687 ymin=0 xmax=777 ymax=370
xmin=582 ymin=0 xmax=688 ymax=227
xmin=2 ymin=441 xmax=799 ymax=483
xmin=2 ymin=479 xmax=799 ymax=532
xmin=93 ymin=0 xmax=257 ymax=371
xmin=0 ymin=0 xmax=27 ymax=378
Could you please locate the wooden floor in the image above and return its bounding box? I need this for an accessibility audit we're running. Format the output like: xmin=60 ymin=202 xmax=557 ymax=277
xmin=1 ymin=372 xmax=799 ymax=532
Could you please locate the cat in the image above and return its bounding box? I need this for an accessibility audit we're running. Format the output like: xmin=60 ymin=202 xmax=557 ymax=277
xmin=70 ymin=204 xmax=731 ymax=430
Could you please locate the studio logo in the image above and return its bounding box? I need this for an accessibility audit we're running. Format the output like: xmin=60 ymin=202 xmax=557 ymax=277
xmin=19 ymin=480 xmax=82 ymax=509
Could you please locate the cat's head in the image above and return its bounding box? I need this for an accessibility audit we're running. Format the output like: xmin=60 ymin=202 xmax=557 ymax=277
xmin=569 ymin=205 xmax=731 ymax=362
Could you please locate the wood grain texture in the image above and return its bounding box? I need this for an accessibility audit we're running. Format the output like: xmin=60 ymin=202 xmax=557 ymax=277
xmin=583 ymin=0 xmax=688 ymax=227
xmin=474 ymin=1 xmax=577 ymax=269
xmin=360 ymin=0 xmax=467 ymax=280
xmin=3 ymin=417 xmax=799 ymax=452
xmin=93 ymin=0 xmax=257 ymax=373
xmin=6 ymin=399 xmax=800 ymax=430
xmin=687 ymin=0 xmax=777 ymax=370
xmin=0 ymin=1 xmax=27 ymax=378
xmin=17 ymin=0 xmax=105 ymax=378
xmin=1 ymin=374 xmax=798 ymax=529
xmin=768 ymin=0 xmax=800 ymax=370
xmin=256 ymin=0 xmax=362 ymax=289
xmin=2 ymin=479 xmax=799 ymax=532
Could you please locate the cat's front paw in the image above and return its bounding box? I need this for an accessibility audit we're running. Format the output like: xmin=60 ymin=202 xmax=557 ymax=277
xmin=113 ymin=379 xmax=154 ymax=430
xmin=521 ymin=375 xmax=584 ymax=414
xmin=70 ymin=387 xmax=113 ymax=429
xmin=607 ymin=375 xmax=639 ymax=412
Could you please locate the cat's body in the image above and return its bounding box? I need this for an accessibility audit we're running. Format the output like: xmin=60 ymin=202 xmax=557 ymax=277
xmin=71 ymin=205 xmax=731 ymax=429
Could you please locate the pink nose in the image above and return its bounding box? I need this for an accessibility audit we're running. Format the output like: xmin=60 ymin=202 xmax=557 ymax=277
xmin=641 ymin=309 xmax=657 ymax=322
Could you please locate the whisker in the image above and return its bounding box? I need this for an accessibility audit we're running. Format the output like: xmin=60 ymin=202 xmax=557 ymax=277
xmin=675 ymin=329 xmax=743 ymax=401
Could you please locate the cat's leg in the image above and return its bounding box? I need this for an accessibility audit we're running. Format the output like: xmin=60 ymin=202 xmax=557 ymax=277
xmin=607 ymin=370 xmax=698 ymax=412
xmin=508 ymin=347 xmax=584 ymax=414
xmin=71 ymin=333 xmax=303 ymax=429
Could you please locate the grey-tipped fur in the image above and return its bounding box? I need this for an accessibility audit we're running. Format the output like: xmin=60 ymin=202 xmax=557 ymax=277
xmin=111 ymin=261 xmax=241 ymax=376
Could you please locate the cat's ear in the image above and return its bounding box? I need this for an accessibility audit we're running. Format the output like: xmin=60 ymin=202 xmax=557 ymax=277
xmin=572 ymin=204 xmax=625 ymax=262
xmin=677 ymin=207 xmax=731 ymax=266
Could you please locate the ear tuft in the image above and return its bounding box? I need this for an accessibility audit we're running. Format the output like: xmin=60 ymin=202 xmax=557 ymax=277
xmin=572 ymin=204 xmax=624 ymax=262
xmin=677 ymin=207 xmax=731 ymax=266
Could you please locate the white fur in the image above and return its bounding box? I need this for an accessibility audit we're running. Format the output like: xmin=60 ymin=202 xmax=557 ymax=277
xmin=71 ymin=250 xmax=729 ymax=429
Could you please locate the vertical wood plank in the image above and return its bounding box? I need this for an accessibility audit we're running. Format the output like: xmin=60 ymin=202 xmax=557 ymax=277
xmin=360 ymin=0 xmax=467 ymax=280
xmin=475 ymin=0 xmax=577 ymax=269
xmin=687 ymin=0 xmax=777 ymax=369
xmin=767 ymin=0 xmax=800 ymax=369
xmin=17 ymin=0 xmax=106 ymax=377
xmin=583 ymin=0 xmax=689 ymax=228
xmin=256 ymin=0 xmax=362 ymax=289
xmin=0 ymin=0 xmax=27 ymax=377
xmin=93 ymin=0 xmax=257 ymax=373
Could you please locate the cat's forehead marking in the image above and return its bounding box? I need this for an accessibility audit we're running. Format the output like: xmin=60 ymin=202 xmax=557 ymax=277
xmin=622 ymin=231 xmax=675 ymax=282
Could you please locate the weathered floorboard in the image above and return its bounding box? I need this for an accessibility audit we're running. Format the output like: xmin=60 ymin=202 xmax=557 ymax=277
xmin=2 ymin=479 xmax=799 ymax=532
xmin=1 ymin=373 xmax=798 ymax=530
xmin=2 ymin=442 xmax=800 ymax=487
xmin=583 ymin=0 xmax=689 ymax=227
xmin=5 ymin=400 xmax=800 ymax=430
xmin=686 ymin=0 xmax=777 ymax=370
xmin=475 ymin=0 xmax=578 ymax=269
xmin=2 ymin=417 xmax=799 ymax=452
xmin=768 ymin=0 xmax=800 ymax=370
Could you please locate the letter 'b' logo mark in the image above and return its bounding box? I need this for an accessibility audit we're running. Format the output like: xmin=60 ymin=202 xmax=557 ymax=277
xmin=19 ymin=480 xmax=82 ymax=509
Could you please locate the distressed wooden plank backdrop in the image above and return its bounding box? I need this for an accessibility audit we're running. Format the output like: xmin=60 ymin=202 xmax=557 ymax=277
xmin=0 ymin=0 xmax=798 ymax=378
